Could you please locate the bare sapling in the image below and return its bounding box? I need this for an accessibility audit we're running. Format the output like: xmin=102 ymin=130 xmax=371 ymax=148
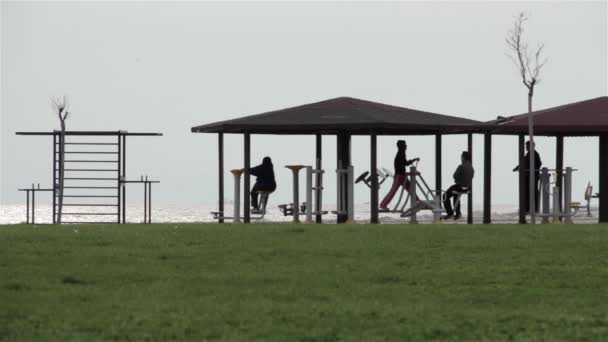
xmin=506 ymin=12 xmax=548 ymax=224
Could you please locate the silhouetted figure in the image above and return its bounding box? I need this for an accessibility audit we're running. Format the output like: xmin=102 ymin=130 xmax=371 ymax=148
xmin=513 ymin=141 xmax=542 ymax=213
xmin=443 ymin=151 xmax=474 ymax=220
xmin=249 ymin=156 xmax=276 ymax=212
xmin=379 ymin=140 xmax=419 ymax=211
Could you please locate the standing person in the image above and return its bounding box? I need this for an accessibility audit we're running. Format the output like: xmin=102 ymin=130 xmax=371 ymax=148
xmin=379 ymin=140 xmax=419 ymax=212
xmin=248 ymin=156 xmax=276 ymax=213
xmin=513 ymin=141 xmax=542 ymax=213
xmin=443 ymin=151 xmax=474 ymax=220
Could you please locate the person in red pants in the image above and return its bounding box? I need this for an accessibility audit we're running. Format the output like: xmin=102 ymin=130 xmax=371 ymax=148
xmin=379 ymin=140 xmax=419 ymax=212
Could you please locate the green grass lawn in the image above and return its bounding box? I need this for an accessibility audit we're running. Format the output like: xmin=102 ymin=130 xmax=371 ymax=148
xmin=1 ymin=223 xmax=607 ymax=341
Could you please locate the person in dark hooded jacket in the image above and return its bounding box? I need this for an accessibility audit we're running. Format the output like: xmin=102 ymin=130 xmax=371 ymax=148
xmin=443 ymin=151 xmax=474 ymax=220
xmin=512 ymin=141 xmax=542 ymax=213
xmin=248 ymin=156 xmax=276 ymax=212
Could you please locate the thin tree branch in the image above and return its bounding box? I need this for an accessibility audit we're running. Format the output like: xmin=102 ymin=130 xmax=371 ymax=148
xmin=505 ymin=11 xmax=547 ymax=92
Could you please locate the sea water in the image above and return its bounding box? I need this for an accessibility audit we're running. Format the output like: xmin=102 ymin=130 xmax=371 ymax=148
xmin=0 ymin=203 xmax=600 ymax=225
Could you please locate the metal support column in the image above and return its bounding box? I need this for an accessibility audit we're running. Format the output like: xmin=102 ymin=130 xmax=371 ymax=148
xmin=518 ymin=134 xmax=526 ymax=224
xmin=117 ymin=134 xmax=122 ymax=224
xmin=599 ymin=135 xmax=608 ymax=222
xmin=292 ymin=167 xmax=300 ymax=223
xmin=244 ymin=133 xmax=251 ymax=223
xmin=540 ymin=167 xmax=550 ymax=223
xmin=336 ymin=133 xmax=351 ymax=224
xmin=370 ymin=134 xmax=378 ymax=224
xmin=315 ymin=134 xmax=322 ymax=224
xmin=483 ymin=133 xmax=492 ymax=224
xmin=148 ymin=181 xmax=152 ymax=223
xmin=556 ymin=135 xmax=564 ymax=217
xmin=564 ymin=167 xmax=573 ymax=224
xmin=32 ymin=184 xmax=35 ymax=224
xmin=144 ymin=177 xmax=147 ymax=223
xmin=347 ymin=165 xmax=354 ymax=222
xmin=435 ymin=134 xmax=442 ymax=199
xmin=306 ymin=166 xmax=313 ymax=223
xmin=122 ymin=134 xmax=126 ymax=224
xmin=26 ymin=190 xmax=30 ymax=224
xmin=218 ymin=133 xmax=225 ymax=224
xmin=231 ymin=170 xmax=242 ymax=223
xmin=52 ymin=132 xmax=57 ymax=224
xmin=467 ymin=133 xmax=473 ymax=224
xmin=409 ymin=166 xmax=418 ymax=224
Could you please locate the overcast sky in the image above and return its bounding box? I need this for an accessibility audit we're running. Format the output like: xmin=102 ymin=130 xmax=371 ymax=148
xmin=1 ymin=1 xmax=607 ymax=209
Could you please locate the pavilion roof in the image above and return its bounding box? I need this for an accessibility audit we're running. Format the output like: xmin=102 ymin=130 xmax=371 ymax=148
xmin=191 ymin=97 xmax=484 ymax=135
xmin=490 ymin=96 xmax=608 ymax=136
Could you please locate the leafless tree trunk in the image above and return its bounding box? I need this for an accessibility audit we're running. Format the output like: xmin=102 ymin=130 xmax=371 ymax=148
xmin=506 ymin=12 xmax=547 ymax=224
xmin=52 ymin=96 xmax=70 ymax=224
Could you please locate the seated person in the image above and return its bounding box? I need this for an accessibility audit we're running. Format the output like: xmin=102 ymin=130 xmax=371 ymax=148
xmin=379 ymin=140 xmax=419 ymax=211
xmin=443 ymin=151 xmax=474 ymax=220
xmin=248 ymin=156 xmax=276 ymax=213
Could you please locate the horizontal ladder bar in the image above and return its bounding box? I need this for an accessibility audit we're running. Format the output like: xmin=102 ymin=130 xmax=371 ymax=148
xmin=18 ymin=189 xmax=53 ymax=191
xmin=58 ymin=143 xmax=119 ymax=145
xmin=64 ymin=169 xmax=118 ymax=172
xmin=62 ymin=213 xmax=118 ymax=216
xmin=64 ymin=177 xmax=117 ymax=181
xmin=65 ymin=160 xmax=119 ymax=163
xmin=57 ymin=152 xmax=119 ymax=154
xmin=62 ymin=204 xmax=118 ymax=207
xmin=63 ymin=195 xmax=118 ymax=198
xmin=63 ymin=186 xmax=118 ymax=189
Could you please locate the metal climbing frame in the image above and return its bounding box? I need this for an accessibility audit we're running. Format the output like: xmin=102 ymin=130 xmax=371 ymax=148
xmin=16 ymin=131 xmax=162 ymax=224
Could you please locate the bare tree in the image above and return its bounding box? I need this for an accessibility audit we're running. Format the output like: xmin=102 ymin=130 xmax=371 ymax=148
xmin=506 ymin=12 xmax=548 ymax=224
xmin=51 ymin=95 xmax=70 ymax=224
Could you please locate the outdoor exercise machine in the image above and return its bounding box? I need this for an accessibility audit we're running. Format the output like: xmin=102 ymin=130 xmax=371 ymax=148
xmin=538 ymin=166 xmax=586 ymax=224
xmin=571 ymin=182 xmax=600 ymax=217
xmin=211 ymin=169 xmax=271 ymax=222
xmin=278 ymin=164 xmax=327 ymax=223
xmin=357 ymin=161 xmax=446 ymax=223
xmin=16 ymin=130 xmax=162 ymax=224
xmin=399 ymin=165 xmax=446 ymax=223
xmin=355 ymin=168 xmax=391 ymax=189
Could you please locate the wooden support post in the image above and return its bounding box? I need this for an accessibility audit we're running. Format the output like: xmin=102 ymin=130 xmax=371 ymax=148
xmin=370 ymin=134 xmax=379 ymax=224
xmin=483 ymin=133 xmax=492 ymax=224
